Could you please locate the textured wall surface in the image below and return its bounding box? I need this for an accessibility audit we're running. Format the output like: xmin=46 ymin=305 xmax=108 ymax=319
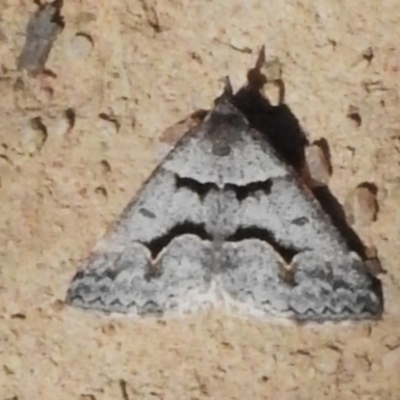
xmin=1 ymin=0 xmax=400 ymax=399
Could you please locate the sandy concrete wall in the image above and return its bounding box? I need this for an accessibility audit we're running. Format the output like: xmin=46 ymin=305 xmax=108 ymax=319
xmin=1 ymin=1 xmax=400 ymax=399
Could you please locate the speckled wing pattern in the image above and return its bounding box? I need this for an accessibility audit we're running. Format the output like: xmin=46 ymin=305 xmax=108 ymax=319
xmin=66 ymin=97 xmax=383 ymax=321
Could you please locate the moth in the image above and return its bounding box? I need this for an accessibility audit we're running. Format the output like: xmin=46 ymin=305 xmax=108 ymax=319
xmin=66 ymin=67 xmax=383 ymax=322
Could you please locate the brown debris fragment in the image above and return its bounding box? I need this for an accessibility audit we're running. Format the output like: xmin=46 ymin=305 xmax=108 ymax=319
xmin=159 ymin=109 xmax=208 ymax=146
xmin=153 ymin=109 xmax=208 ymax=161
xmin=303 ymin=140 xmax=332 ymax=188
xmin=17 ymin=1 xmax=64 ymax=76
xmin=364 ymin=245 xmax=385 ymax=275
xmin=344 ymin=183 xmax=379 ymax=227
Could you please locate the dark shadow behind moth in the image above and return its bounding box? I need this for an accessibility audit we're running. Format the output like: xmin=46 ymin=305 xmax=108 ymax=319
xmin=66 ymin=63 xmax=383 ymax=323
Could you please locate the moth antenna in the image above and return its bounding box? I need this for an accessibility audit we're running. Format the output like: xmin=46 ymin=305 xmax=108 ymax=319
xmin=214 ymin=76 xmax=234 ymax=105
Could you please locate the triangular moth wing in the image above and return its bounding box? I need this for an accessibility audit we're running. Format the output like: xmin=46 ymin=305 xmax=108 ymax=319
xmin=66 ymin=114 xmax=225 ymax=315
xmin=209 ymin=102 xmax=383 ymax=321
